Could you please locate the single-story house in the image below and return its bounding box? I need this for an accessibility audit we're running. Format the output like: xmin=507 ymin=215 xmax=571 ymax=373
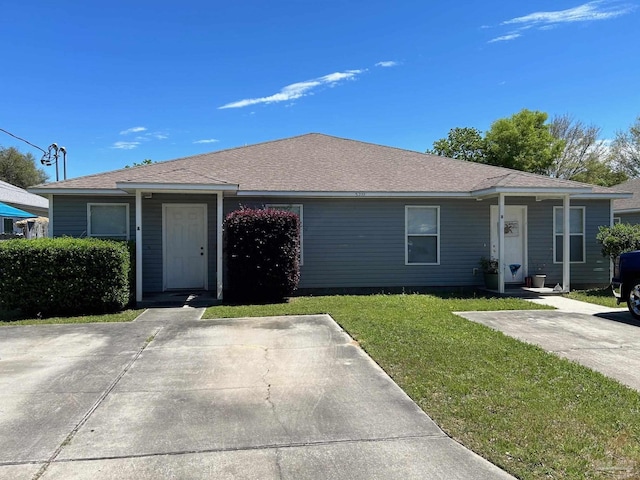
xmin=612 ymin=178 xmax=640 ymax=224
xmin=0 ymin=179 xmax=49 ymax=235
xmin=29 ymin=133 xmax=630 ymax=303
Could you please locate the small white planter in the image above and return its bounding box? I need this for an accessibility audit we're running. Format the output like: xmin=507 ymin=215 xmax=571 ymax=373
xmin=532 ymin=274 xmax=546 ymax=288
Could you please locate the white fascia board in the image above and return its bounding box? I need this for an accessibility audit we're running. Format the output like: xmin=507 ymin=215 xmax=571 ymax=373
xmin=28 ymin=188 xmax=130 ymax=196
xmin=472 ymin=186 xmax=593 ymax=197
xmin=235 ymin=190 xmax=472 ymax=198
xmin=612 ymin=208 xmax=640 ymax=214
xmin=116 ymin=182 xmax=239 ymax=193
xmin=571 ymin=192 xmax=632 ymax=199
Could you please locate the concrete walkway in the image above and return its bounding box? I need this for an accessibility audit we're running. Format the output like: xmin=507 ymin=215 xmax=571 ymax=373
xmin=457 ymin=296 xmax=640 ymax=391
xmin=0 ymin=309 xmax=514 ymax=480
xmin=524 ymin=294 xmax=628 ymax=315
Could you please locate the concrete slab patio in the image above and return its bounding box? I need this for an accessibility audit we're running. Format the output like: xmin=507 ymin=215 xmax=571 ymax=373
xmin=0 ymin=311 xmax=514 ymax=480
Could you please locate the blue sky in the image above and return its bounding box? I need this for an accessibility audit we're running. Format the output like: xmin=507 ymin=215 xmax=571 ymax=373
xmin=1 ymin=0 xmax=639 ymax=181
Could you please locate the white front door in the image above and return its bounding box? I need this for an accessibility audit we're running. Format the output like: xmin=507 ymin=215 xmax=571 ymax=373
xmin=163 ymin=204 xmax=207 ymax=290
xmin=490 ymin=205 xmax=527 ymax=283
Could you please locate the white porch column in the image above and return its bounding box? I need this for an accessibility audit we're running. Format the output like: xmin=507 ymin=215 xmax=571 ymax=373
xmin=47 ymin=195 xmax=53 ymax=238
xmin=562 ymin=194 xmax=571 ymax=292
xmin=135 ymin=190 xmax=143 ymax=303
xmin=498 ymin=193 xmax=505 ymax=294
xmin=216 ymin=191 xmax=224 ymax=300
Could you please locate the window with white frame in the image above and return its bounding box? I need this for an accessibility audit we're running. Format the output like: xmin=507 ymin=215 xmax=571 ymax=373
xmin=266 ymin=204 xmax=303 ymax=265
xmin=87 ymin=203 xmax=130 ymax=239
xmin=554 ymin=206 xmax=585 ymax=263
xmin=613 ymin=216 xmax=621 ymax=224
xmin=406 ymin=206 xmax=439 ymax=265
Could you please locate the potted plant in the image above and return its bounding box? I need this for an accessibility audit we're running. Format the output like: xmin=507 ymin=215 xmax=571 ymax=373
xmin=532 ymin=262 xmax=546 ymax=288
xmin=480 ymin=257 xmax=499 ymax=290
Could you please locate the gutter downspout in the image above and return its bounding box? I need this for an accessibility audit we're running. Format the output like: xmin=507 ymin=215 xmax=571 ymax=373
xmin=48 ymin=195 xmax=53 ymax=238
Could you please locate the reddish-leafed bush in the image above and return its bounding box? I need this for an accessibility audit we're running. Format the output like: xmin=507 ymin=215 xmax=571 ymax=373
xmin=224 ymin=208 xmax=300 ymax=303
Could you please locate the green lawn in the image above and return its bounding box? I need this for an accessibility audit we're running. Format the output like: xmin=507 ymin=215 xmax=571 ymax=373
xmin=204 ymin=294 xmax=640 ymax=479
xmin=565 ymin=287 xmax=620 ymax=308
xmin=0 ymin=309 xmax=142 ymax=325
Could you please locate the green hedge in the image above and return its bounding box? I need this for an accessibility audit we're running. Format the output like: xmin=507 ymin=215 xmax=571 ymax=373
xmin=0 ymin=237 xmax=131 ymax=317
xmin=597 ymin=223 xmax=640 ymax=260
xmin=225 ymin=208 xmax=300 ymax=303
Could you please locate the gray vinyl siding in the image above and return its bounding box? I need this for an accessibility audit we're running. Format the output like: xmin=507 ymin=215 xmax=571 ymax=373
xmin=502 ymin=198 xmax=611 ymax=287
xmin=52 ymin=194 xmax=611 ymax=293
xmin=52 ymin=195 xmax=136 ymax=238
xmin=616 ymin=212 xmax=640 ymax=225
xmin=225 ymin=197 xmax=491 ymax=289
xmin=51 ymin=193 xmax=219 ymax=293
xmin=227 ymin=196 xmax=612 ymax=289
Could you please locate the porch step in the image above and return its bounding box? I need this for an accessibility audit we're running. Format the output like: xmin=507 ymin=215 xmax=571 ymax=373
xmin=139 ymin=291 xmax=221 ymax=308
xmin=482 ymin=286 xmax=564 ymax=298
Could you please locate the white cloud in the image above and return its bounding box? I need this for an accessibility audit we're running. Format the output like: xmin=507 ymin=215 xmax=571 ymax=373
xmin=193 ymin=139 xmax=219 ymax=144
xmin=489 ymin=1 xmax=635 ymax=43
xmin=120 ymin=126 xmax=147 ymax=135
xmin=488 ymin=33 xmax=522 ymax=43
xmin=375 ymin=61 xmax=399 ymax=67
xmin=112 ymin=141 xmax=140 ymax=150
xmin=219 ymin=69 xmax=364 ymax=109
xmin=503 ymin=1 xmax=634 ymax=26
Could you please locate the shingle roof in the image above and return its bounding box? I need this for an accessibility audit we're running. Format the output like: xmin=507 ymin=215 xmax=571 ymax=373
xmin=0 ymin=180 xmax=48 ymax=209
xmin=613 ymin=178 xmax=640 ymax=211
xmin=31 ymin=133 xmax=623 ymax=196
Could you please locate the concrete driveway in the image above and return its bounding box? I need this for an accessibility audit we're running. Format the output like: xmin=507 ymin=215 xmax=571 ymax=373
xmin=458 ymin=298 xmax=640 ymax=391
xmin=0 ymin=310 xmax=513 ymax=480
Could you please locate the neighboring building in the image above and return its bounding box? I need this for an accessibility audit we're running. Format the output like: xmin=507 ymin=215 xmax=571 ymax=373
xmin=613 ymin=178 xmax=640 ymax=224
xmin=0 ymin=180 xmax=49 ymax=235
xmin=29 ymin=133 xmax=630 ymax=302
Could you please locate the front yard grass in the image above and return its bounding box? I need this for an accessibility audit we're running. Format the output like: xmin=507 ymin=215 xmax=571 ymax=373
xmin=204 ymin=293 xmax=640 ymax=479
xmin=564 ymin=287 xmax=620 ymax=308
xmin=0 ymin=308 xmax=142 ymax=325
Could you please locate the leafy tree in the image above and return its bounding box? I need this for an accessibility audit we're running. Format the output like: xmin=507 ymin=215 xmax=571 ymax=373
xmin=426 ymin=127 xmax=486 ymax=162
xmin=484 ymin=109 xmax=565 ymax=174
xmin=569 ymin=158 xmax=628 ymax=186
xmin=547 ymin=114 xmax=627 ymax=186
xmin=124 ymin=159 xmax=154 ymax=168
xmin=612 ymin=116 xmax=640 ymax=177
xmin=0 ymin=146 xmax=49 ymax=188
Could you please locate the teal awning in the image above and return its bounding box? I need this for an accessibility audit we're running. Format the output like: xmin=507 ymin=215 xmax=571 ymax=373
xmin=0 ymin=202 xmax=36 ymax=218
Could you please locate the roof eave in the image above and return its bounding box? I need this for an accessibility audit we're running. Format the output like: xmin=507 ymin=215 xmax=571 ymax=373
xmin=235 ymin=190 xmax=473 ymax=198
xmin=472 ymin=186 xmax=594 ymax=198
xmin=28 ymin=188 xmax=130 ymax=196
xmin=572 ymin=192 xmax=632 ymax=199
xmin=613 ymin=207 xmax=640 ymax=214
xmin=115 ymin=182 xmax=239 ymax=193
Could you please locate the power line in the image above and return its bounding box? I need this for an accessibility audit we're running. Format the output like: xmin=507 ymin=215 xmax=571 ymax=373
xmin=0 ymin=128 xmax=67 ymax=181
xmin=0 ymin=128 xmax=47 ymax=154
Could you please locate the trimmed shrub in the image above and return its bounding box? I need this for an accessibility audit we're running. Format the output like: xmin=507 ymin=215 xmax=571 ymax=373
xmin=0 ymin=237 xmax=131 ymax=317
xmin=225 ymin=207 xmax=300 ymax=303
xmin=596 ymin=223 xmax=640 ymax=260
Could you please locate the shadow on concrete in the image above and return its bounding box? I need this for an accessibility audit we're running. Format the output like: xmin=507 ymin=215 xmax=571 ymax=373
xmin=595 ymin=310 xmax=640 ymax=327
xmin=139 ymin=291 xmax=221 ymax=309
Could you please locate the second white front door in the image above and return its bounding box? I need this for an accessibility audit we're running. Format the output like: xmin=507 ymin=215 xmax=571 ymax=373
xmin=490 ymin=205 xmax=527 ymax=283
xmin=163 ymin=204 xmax=207 ymax=290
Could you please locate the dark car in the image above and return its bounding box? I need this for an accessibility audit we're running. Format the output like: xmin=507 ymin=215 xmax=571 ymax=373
xmin=612 ymin=250 xmax=640 ymax=320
